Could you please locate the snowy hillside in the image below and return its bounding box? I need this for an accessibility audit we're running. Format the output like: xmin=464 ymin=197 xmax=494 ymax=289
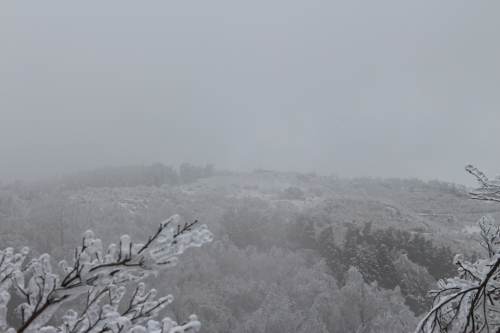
xmin=2 ymin=165 xmax=500 ymax=332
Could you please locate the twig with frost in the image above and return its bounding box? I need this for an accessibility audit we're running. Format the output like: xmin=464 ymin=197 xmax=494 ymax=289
xmin=0 ymin=214 xmax=212 ymax=333
xmin=415 ymin=166 xmax=500 ymax=333
xmin=466 ymin=165 xmax=500 ymax=202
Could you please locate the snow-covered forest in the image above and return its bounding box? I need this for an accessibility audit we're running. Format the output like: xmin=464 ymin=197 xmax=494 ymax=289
xmin=2 ymin=163 xmax=500 ymax=332
xmin=2 ymin=0 xmax=500 ymax=331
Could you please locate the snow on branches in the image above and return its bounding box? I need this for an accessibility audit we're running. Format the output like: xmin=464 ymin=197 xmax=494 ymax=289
xmin=0 ymin=214 xmax=213 ymax=333
xmin=415 ymin=166 xmax=500 ymax=333
xmin=414 ymin=217 xmax=500 ymax=332
xmin=466 ymin=165 xmax=500 ymax=202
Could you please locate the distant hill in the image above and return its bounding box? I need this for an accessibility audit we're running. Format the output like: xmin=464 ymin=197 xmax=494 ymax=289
xmin=6 ymin=165 xmax=499 ymax=253
xmin=2 ymin=164 xmax=500 ymax=320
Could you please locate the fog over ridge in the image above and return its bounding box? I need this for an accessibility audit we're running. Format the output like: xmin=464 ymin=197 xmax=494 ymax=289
xmin=1 ymin=1 xmax=499 ymax=185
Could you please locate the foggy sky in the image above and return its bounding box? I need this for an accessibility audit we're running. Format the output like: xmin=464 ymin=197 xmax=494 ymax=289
xmin=1 ymin=1 xmax=500 ymax=186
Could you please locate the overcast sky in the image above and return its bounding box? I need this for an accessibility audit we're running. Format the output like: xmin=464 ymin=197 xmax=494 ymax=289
xmin=1 ymin=1 xmax=499 ymax=186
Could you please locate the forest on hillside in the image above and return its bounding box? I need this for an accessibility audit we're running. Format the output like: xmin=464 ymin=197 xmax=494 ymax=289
xmin=2 ymin=163 xmax=500 ymax=332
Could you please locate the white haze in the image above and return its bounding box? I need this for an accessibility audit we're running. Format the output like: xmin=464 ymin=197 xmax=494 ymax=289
xmin=1 ymin=1 xmax=500 ymax=186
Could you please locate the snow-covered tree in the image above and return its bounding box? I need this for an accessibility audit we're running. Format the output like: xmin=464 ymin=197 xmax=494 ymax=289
xmin=415 ymin=165 xmax=500 ymax=333
xmin=0 ymin=214 xmax=213 ymax=333
xmin=328 ymin=266 xmax=417 ymax=333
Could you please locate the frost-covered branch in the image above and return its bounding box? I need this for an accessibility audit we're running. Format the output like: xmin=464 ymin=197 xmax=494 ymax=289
xmin=0 ymin=215 xmax=212 ymax=333
xmin=415 ymin=253 xmax=500 ymax=333
xmin=415 ymin=165 xmax=500 ymax=332
xmin=415 ymin=166 xmax=500 ymax=333
xmin=466 ymin=165 xmax=500 ymax=202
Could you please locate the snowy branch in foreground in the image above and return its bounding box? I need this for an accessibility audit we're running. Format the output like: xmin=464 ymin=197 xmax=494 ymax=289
xmin=414 ymin=166 xmax=500 ymax=333
xmin=0 ymin=214 xmax=213 ymax=333
xmin=466 ymin=165 xmax=500 ymax=202
xmin=414 ymin=216 xmax=500 ymax=332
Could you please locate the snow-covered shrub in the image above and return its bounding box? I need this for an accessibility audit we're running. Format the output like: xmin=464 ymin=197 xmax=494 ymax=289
xmin=281 ymin=186 xmax=305 ymax=200
xmin=0 ymin=214 xmax=212 ymax=333
xmin=415 ymin=166 xmax=500 ymax=333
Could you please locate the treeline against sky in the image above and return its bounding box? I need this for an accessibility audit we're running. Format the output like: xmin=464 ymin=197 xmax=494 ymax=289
xmin=26 ymin=162 xmax=216 ymax=190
